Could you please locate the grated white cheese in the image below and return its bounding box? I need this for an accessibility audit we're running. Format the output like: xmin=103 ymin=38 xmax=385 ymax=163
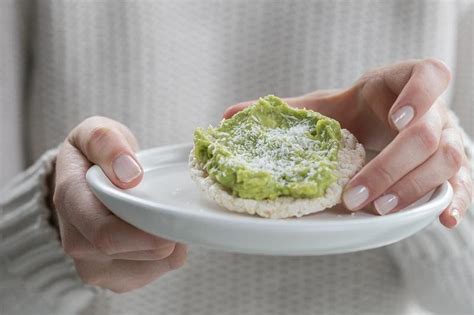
xmin=211 ymin=117 xmax=338 ymax=185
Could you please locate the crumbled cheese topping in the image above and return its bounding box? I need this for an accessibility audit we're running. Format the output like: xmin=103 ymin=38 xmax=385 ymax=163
xmin=210 ymin=116 xmax=338 ymax=185
xmin=193 ymin=95 xmax=342 ymax=199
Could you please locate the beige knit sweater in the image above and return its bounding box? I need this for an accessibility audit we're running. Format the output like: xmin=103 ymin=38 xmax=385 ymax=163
xmin=1 ymin=1 xmax=473 ymax=315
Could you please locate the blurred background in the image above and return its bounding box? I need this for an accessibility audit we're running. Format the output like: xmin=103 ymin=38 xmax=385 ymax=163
xmin=1 ymin=0 xmax=472 ymax=189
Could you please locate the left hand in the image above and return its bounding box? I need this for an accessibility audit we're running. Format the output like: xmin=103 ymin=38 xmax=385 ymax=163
xmin=224 ymin=58 xmax=472 ymax=228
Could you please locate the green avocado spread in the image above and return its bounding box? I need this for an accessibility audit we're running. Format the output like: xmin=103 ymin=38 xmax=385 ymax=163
xmin=193 ymin=95 xmax=342 ymax=200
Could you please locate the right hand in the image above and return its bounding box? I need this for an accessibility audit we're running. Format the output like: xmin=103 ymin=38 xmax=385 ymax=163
xmin=52 ymin=116 xmax=187 ymax=293
xmin=225 ymin=59 xmax=471 ymax=228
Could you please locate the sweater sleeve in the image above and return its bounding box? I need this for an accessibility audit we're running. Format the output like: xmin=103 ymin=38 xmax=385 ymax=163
xmin=0 ymin=149 xmax=97 ymax=315
xmin=387 ymin=121 xmax=474 ymax=315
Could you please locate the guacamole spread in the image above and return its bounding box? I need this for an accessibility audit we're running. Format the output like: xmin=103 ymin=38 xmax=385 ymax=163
xmin=193 ymin=95 xmax=342 ymax=200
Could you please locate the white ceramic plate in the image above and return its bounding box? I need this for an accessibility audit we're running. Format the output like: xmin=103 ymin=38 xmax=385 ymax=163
xmin=86 ymin=143 xmax=453 ymax=256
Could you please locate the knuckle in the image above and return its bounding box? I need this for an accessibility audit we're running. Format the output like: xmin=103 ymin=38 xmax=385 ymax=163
xmin=371 ymin=162 xmax=395 ymax=186
xmin=52 ymin=180 xmax=68 ymax=209
xmin=404 ymin=76 xmax=433 ymax=107
xmin=455 ymin=168 xmax=473 ymax=199
xmin=413 ymin=123 xmax=439 ymax=153
xmin=360 ymin=76 xmax=383 ymax=104
xmin=441 ymin=141 xmax=463 ymax=172
xmin=406 ymin=176 xmax=425 ymax=198
xmin=408 ymin=76 xmax=429 ymax=96
xmin=421 ymin=58 xmax=452 ymax=81
xmin=358 ymin=68 xmax=383 ymax=86
xmin=52 ymin=178 xmax=75 ymax=212
xmin=86 ymin=126 xmax=113 ymax=153
xmin=82 ymin=115 xmax=108 ymax=126
xmin=54 ymin=179 xmax=85 ymax=221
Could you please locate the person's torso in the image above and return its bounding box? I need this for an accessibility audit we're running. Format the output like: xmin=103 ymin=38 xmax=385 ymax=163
xmin=27 ymin=0 xmax=465 ymax=161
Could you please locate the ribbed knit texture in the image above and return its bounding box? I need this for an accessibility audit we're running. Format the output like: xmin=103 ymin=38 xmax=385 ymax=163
xmin=0 ymin=150 xmax=96 ymax=315
xmin=1 ymin=1 xmax=473 ymax=315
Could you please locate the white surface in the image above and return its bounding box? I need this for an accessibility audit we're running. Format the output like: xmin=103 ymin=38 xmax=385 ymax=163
xmin=86 ymin=143 xmax=453 ymax=256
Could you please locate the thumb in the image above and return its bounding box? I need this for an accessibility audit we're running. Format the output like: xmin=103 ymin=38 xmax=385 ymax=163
xmin=222 ymin=100 xmax=255 ymax=119
xmin=69 ymin=116 xmax=143 ymax=189
xmin=223 ymin=89 xmax=351 ymax=120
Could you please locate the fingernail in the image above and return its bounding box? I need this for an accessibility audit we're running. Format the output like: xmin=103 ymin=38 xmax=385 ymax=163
xmin=391 ymin=106 xmax=414 ymax=130
xmin=343 ymin=185 xmax=369 ymax=210
xmin=374 ymin=194 xmax=398 ymax=215
xmin=450 ymin=208 xmax=461 ymax=226
xmin=112 ymin=154 xmax=142 ymax=183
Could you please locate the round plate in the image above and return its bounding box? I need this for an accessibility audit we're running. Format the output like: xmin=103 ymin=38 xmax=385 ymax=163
xmin=86 ymin=143 xmax=453 ymax=256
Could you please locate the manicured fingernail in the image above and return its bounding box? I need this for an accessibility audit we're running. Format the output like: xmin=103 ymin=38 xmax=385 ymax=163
xmin=450 ymin=208 xmax=461 ymax=226
xmin=112 ymin=154 xmax=142 ymax=183
xmin=374 ymin=194 xmax=398 ymax=215
xmin=391 ymin=106 xmax=414 ymax=130
xmin=343 ymin=185 xmax=369 ymax=210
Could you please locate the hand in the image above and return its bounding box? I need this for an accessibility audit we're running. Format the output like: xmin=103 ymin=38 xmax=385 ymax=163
xmin=224 ymin=59 xmax=472 ymax=228
xmin=51 ymin=116 xmax=187 ymax=292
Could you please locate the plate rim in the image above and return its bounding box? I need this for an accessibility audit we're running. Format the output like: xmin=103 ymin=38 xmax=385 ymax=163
xmin=86 ymin=143 xmax=453 ymax=229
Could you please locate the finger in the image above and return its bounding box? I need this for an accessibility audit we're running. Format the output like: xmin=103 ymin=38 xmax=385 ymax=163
xmin=342 ymin=108 xmax=443 ymax=211
xmin=223 ymin=89 xmax=355 ymax=122
xmin=223 ymin=100 xmax=255 ymax=119
xmin=439 ymin=163 xmax=472 ymax=228
xmin=109 ymin=243 xmax=176 ymax=261
xmin=60 ymin=216 xmax=177 ymax=261
xmin=75 ymin=258 xmax=172 ymax=293
xmin=55 ymin=143 xmax=175 ymax=255
xmin=372 ymin=127 xmax=464 ymax=215
xmin=386 ymin=58 xmax=451 ymax=131
xmin=69 ymin=116 xmax=143 ymax=189
xmin=58 ymin=214 xmax=97 ymax=259
xmin=220 ymin=97 xmax=322 ymax=119
xmin=75 ymin=244 xmax=187 ymax=293
xmin=442 ymin=111 xmax=472 ymax=228
xmin=358 ymin=73 xmax=398 ymax=127
xmin=59 ymin=211 xmax=177 ymax=261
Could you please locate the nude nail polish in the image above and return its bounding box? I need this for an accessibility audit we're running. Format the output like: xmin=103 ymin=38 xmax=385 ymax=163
xmin=391 ymin=106 xmax=414 ymax=130
xmin=374 ymin=194 xmax=398 ymax=215
xmin=343 ymin=185 xmax=369 ymax=210
xmin=113 ymin=154 xmax=142 ymax=183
